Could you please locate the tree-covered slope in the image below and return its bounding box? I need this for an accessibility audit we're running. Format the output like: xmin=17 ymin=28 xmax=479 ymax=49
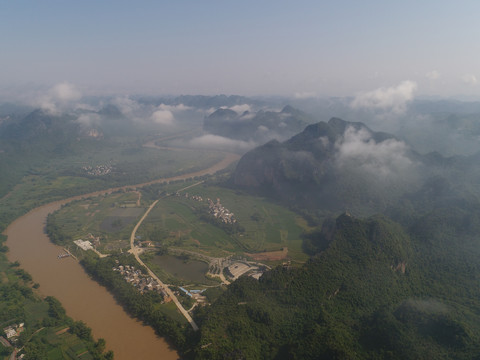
xmin=192 ymin=213 xmax=480 ymax=359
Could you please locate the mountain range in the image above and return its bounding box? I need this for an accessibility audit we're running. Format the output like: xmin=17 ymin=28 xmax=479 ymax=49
xmin=203 ymin=105 xmax=314 ymax=143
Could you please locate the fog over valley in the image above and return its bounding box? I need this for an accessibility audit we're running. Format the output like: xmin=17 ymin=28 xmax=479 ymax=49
xmin=2 ymin=1 xmax=480 ymax=359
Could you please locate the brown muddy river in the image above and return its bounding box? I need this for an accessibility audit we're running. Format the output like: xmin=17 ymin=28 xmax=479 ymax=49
xmin=6 ymin=202 xmax=179 ymax=360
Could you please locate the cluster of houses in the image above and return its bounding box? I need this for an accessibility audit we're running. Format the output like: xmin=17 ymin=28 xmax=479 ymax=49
xmin=3 ymin=323 xmax=24 ymax=343
xmin=177 ymin=287 xmax=207 ymax=303
xmin=207 ymin=198 xmax=236 ymax=224
xmin=176 ymin=192 xmax=203 ymax=202
xmin=112 ymin=264 xmax=168 ymax=298
xmin=82 ymin=164 xmax=112 ymax=176
xmin=175 ymin=192 xmax=237 ymax=225
xmin=86 ymin=128 xmax=103 ymax=138
xmin=74 ymin=239 xmax=94 ymax=251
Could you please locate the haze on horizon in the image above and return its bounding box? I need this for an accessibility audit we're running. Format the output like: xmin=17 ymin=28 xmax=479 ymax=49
xmin=1 ymin=0 xmax=480 ymax=100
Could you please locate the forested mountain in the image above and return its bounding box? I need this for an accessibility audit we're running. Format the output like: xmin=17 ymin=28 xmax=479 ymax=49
xmin=233 ymin=117 xmax=480 ymax=216
xmin=194 ymin=213 xmax=480 ymax=359
xmin=203 ymin=105 xmax=313 ymax=143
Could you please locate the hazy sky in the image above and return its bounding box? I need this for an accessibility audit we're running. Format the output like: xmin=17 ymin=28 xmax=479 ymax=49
xmin=2 ymin=0 xmax=480 ymax=99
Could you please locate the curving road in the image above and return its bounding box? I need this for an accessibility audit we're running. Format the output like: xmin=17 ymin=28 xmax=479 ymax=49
xmin=129 ymin=192 xmax=198 ymax=330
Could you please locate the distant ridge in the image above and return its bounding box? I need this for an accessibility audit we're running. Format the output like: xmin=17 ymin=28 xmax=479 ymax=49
xmin=203 ymin=105 xmax=313 ymax=143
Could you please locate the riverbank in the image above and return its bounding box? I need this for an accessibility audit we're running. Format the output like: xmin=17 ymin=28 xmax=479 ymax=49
xmin=6 ymin=202 xmax=179 ymax=360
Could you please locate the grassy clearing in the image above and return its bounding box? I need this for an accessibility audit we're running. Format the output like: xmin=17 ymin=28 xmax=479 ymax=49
xmin=43 ymin=328 xmax=92 ymax=360
xmin=155 ymin=301 xmax=188 ymax=324
xmin=24 ymin=300 xmax=49 ymax=325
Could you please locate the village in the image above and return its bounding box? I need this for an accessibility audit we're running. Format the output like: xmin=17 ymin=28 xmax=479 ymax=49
xmin=176 ymin=192 xmax=237 ymax=224
xmin=0 ymin=323 xmax=26 ymax=359
xmin=112 ymin=264 xmax=169 ymax=298
xmin=2 ymin=323 xmax=24 ymax=345
xmin=82 ymin=164 xmax=112 ymax=176
xmin=207 ymin=198 xmax=236 ymax=224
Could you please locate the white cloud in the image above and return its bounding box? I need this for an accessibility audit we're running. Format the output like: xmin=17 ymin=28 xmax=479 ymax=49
xmin=188 ymin=134 xmax=255 ymax=152
xmin=335 ymin=126 xmax=413 ymax=178
xmin=50 ymin=82 xmax=81 ymax=101
xmin=112 ymin=96 xmax=140 ymax=117
xmin=227 ymin=104 xmax=252 ymax=114
xmin=73 ymin=103 xmax=97 ymax=112
xmin=36 ymin=82 xmax=82 ymax=114
xmin=37 ymin=98 xmax=58 ymax=114
xmin=148 ymin=103 xmax=192 ymax=125
xmin=351 ymin=80 xmax=417 ymax=113
xmin=204 ymin=107 xmax=217 ymax=115
xmin=239 ymin=111 xmax=255 ymax=120
xmin=157 ymin=103 xmax=191 ymax=112
xmin=462 ymin=74 xmax=477 ymax=85
xmin=425 ymin=70 xmax=440 ymax=80
xmin=151 ymin=110 xmax=174 ymax=125
xmin=319 ymin=136 xmax=329 ymax=147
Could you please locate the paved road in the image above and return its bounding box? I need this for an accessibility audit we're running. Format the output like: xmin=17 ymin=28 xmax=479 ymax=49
xmin=128 ymin=185 xmax=206 ymax=330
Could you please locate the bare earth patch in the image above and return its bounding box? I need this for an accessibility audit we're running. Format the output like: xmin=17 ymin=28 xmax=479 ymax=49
xmin=247 ymin=247 xmax=288 ymax=261
xmin=55 ymin=327 xmax=70 ymax=335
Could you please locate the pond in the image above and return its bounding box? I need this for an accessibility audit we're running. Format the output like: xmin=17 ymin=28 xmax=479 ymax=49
xmin=150 ymin=255 xmax=211 ymax=284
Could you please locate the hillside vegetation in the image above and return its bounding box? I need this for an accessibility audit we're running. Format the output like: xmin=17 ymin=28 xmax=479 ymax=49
xmin=193 ymin=213 xmax=480 ymax=359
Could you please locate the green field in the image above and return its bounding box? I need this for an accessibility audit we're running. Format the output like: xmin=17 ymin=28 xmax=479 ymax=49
xmin=141 ymin=253 xmax=218 ymax=286
xmin=0 ymin=136 xmax=224 ymax=236
xmin=139 ymin=196 xmax=238 ymax=256
xmin=154 ymin=301 xmax=188 ymax=324
xmin=138 ymin=184 xmax=311 ymax=261
xmin=47 ymin=191 xmax=145 ymax=253
xmin=43 ymin=327 xmax=93 ymax=360
xmin=51 ymin=181 xmax=311 ymax=260
xmin=48 ymin=178 xmax=311 ymax=291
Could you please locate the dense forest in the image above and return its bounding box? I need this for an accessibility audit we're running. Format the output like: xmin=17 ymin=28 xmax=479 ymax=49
xmin=190 ymin=213 xmax=480 ymax=359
